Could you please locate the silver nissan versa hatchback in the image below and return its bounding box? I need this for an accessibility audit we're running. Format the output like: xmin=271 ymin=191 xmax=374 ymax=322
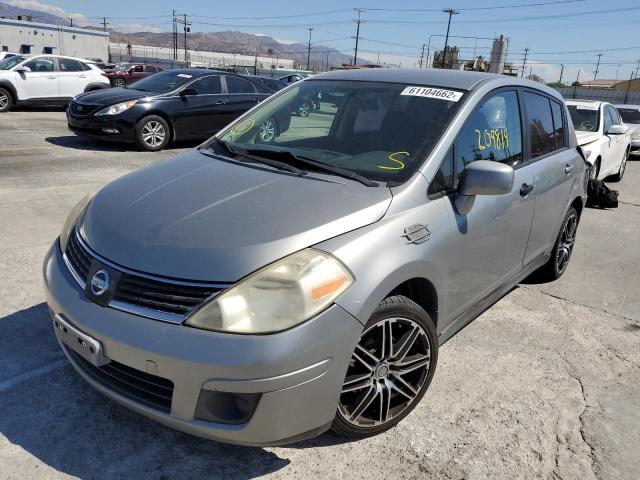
xmin=44 ymin=69 xmax=587 ymax=445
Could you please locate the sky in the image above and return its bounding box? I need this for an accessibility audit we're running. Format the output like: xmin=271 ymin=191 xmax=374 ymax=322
xmin=5 ymin=0 xmax=640 ymax=83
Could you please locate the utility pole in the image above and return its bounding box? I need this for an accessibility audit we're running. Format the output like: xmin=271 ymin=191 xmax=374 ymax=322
xmin=441 ymin=9 xmax=459 ymax=69
xmin=624 ymin=70 xmax=634 ymax=104
xmin=306 ymin=27 xmax=313 ymax=70
xmin=419 ymin=43 xmax=426 ymax=68
xmin=183 ymin=14 xmax=190 ymax=62
xmin=635 ymin=59 xmax=640 ymax=79
xmin=67 ymin=17 xmax=73 ymax=27
xmin=615 ymin=64 xmax=621 ymax=81
xmin=559 ymin=64 xmax=564 ymax=84
xmin=352 ymin=8 xmax=364 ymax=66
xmin=101 ymin=17 xmax=109 ymax=32
xmin=172 ymin=10 xmax=177 ymax=61
xmin=520 ymin=48 xmax=529 ymax=78
xmin=254 ymin=47 xmax=258 ymax=75
xmin=572 ymin=68 xmax=581 ymax=99
xmin=594 ymin=53 xmax=602 ymax=80
xmin=529 ymin=66 xmax=533 ymax=79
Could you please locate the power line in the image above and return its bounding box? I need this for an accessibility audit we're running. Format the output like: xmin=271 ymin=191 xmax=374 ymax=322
xmin=361 ymin=0 xmax=586 ymax=12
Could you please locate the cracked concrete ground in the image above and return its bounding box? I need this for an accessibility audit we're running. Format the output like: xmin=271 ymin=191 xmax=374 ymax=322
xmin=1 ymin=110 xmax=639 ymax=479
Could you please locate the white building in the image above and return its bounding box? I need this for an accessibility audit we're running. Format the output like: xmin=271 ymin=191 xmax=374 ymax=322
xmin=0 ymin=17 xmax=109 ymax=60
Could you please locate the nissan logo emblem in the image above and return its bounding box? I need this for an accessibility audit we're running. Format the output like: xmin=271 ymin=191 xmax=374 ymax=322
xmin=90 ymin=269 xmax=110 ymax=296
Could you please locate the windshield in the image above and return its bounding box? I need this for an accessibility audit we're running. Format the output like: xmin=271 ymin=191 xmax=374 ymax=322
xmin=213 ymin=80 xmax=465 ymax=183
xmin=617 ymin=107 xmax=640 ymax=124
xmin=567 ymin=105 xmax=599 ymax=132
xmin=127 ymin=71 xmax=194 ymax=93
xmin=0 ymin=55 xmax=26 ymax=70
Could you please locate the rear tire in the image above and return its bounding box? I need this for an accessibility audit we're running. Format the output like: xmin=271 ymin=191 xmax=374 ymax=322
xmin=332 ymin=295 xmax=438 ymax=438
xmin=135 ymin=115 xmax=170 ymax=151
xmin=535 ymin=206 xmax=579 ymax=281
xmin=0 ymin=87 xmax=13 ymax=112
xmin=297 ymin=101 xmax=311 ymax=117
xmin=609 ymin=147 xmax=629 ymax=182
xmin=257 ymin=117 xmax=279 ymax=143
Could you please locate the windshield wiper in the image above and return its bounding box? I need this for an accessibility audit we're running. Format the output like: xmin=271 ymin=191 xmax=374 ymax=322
xmin=246 ymin=148 xmax=378 ymax=187
xmin=202 ymin=139 xmax=307 ymax=177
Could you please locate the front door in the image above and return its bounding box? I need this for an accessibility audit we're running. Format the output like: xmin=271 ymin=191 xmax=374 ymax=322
xmin=14 ymin=57 xmax=58 ymax=100
xmin=427 ymin=89 xmax=535 ymax=332
xmin=522 ymin=91 xmax=578 ymax=263
xmin=173 ymin=75 xmax=228 ymax=139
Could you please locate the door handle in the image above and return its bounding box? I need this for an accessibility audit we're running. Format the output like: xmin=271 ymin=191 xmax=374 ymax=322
xmin=564 ymin=163 xmax=574 ymax=174
xmin=47 ymin=75 xmax=56 ymax=79
xmin=78 ymin=74 xmax=87 ymax=78
xmin=215 ymin=100 xmax=225 ymax=105
xmin=520 ymin=183 xmax=535 ymax=197
xmin=252 ymin=98 xmax=260 ymax=103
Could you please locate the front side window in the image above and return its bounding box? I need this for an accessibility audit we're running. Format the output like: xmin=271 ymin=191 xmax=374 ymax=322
xmin=567 ymin=104 xmax=599 ymax=132
xmin=191 ymin=76 xmax=222 ymax=95
xmin=58 ymin=58 xmax=84 ymax=72
xmin=428 ymin=90 xmax=523 ymax=195
xmin=225 ymin=76 xmax=256 ymax=94
xmin=213 ymin=80 xmax=465 ymax=183
xmin=523 ymin=92 xmax=555 ymax=157
xmin=618 ymin=107 xmax=640 ymax=124
xmin=23 ymin=57 xmax=54 ymax=72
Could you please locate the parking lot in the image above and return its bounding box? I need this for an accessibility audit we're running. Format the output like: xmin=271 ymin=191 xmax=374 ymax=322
xmin=1 ymin=109 xmax=639 ymax=479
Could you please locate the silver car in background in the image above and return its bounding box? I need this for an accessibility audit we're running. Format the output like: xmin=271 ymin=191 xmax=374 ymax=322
xmin=614 ymin=104 xmax=640 ymax=156
xmin=43 ymin=69 xmax=587 ymax=445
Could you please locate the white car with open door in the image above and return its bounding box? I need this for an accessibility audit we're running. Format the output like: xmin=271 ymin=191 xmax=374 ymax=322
xmin=614 ymin=104 xmax=640 ymax=156
xmin=0 ymin=54 xmax=110 ymax=113
xmin=566 ymin=100 xmax=630 ymax=181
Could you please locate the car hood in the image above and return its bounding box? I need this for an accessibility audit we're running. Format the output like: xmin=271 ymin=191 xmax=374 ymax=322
xmin=75 ymin=88 xmax=158 ymax=105
xmin=574 ymin=130 xmax=601 ymax=146
xmin=80 ymin=150 xmax=392 ymax=282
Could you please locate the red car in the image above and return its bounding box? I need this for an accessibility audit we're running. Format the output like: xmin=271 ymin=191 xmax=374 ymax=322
xmin=105 ymin=64 xmax=164 ymax=88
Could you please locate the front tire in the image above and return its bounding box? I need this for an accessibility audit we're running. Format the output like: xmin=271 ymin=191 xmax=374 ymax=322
xmin=609 ymin=147 xmax=629 ymax=182
xmin=0 ymin=87 xmax=13 ymax=112
xmin=113 ymin=77 xmax=127 ymax=88
xmin=332 ymin=295 xmax=438 ymax=438
xmin=536 ymin=206 xmax=579 ymax=281
xmin=135 ymin=115 xmax=170 ymax=151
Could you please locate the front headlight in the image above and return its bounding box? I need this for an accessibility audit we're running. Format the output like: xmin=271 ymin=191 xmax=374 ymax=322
xmin=185 ymin=249 xmax=354 ymax=334
xmin=95 ymin=100 xmax=137 ymax=116
xmin=59 ymin=193 xmax=93 ymax=252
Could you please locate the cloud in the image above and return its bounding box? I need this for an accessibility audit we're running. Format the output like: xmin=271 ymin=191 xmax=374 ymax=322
xmin=4 ymin=0 xmax=85 ymax=20
xmin=111 ymin=23 xmax=163 ymax=34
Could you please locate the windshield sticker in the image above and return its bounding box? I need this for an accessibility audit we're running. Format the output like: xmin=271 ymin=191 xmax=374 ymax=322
xmin=177 ymin=74 xmax=193 ymax=78
xmin=475 ymin=128 xmax=509 ymax=151
xmin=378 ymin=151 xmax=409 ymax=170
xmin=576 ymin=105 xmax=598 ymax=110
xmin=400 ymin=86 xmax=463 ymax=102
xmin=230 ymin=119 xmax=255 ymax=135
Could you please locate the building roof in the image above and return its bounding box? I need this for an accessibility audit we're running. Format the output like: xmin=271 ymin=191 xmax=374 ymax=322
xmin=579 ymin=79 xmax=620 ymax=88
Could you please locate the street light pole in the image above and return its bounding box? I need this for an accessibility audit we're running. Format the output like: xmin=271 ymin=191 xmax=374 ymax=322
xmin=441 ymin=9 xmax=459 ymax=69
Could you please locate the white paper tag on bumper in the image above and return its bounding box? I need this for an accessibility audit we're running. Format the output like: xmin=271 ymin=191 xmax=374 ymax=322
xmin=400 ymin=86 xmax=463 ymax=102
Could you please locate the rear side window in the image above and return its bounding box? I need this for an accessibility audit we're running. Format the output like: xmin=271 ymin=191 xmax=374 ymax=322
xmin=226 ymin=76 xmax=256 ymax=94
xmin=551 ymin=101 xmax=566 ymax=149
xmin=523 ymin=92 xmax=555 ymax=157
xmin=58 ymin=58 xmax=84 ymax=72
xmin=191 ymin=76 xmax=222 ymax=95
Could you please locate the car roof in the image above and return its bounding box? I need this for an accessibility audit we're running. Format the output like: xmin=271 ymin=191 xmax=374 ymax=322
xmin=312 ymin=68 xmax=552 ymax=92
xmin=614 ymin=104 xmax=640 ymax=109
xmin=566 ymin=99 xmax=605 ymax=107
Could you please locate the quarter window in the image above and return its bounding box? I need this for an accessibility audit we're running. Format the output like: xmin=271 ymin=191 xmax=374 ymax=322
xmin=225 ymin=76 xmax=256 ymax=94
xmin=523 ymin=92 xmax=555 ymax=157
xmin=191 ymin=76 xmax=222 ymax=95
xmin=58 ymin=58 xmax=84 ymax=72
xmin=23 ymin=57 xmax=54 ymax=72
xmin=550 ymin=100 xmax=566 ymax=150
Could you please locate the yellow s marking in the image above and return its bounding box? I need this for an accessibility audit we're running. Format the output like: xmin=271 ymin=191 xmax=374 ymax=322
xmin=230 ymin=119 xmax=255 ymax=135
xmin=378 ymin=151 xmax=409 ymax=170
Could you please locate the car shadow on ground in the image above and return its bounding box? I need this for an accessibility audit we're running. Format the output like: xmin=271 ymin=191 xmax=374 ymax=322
xmin=45 ymin=136 xmax=199 ymax=152
xmin=0 ymin=303 xmax=301 ymax=479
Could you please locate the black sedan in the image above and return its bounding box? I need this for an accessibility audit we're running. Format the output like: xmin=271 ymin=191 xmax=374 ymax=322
xmin=67 ymin=69 xmax=291 ymax=151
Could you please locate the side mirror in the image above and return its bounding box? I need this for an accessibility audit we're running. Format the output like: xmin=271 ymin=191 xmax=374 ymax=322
xmin=454 ymin=160 xmax=514 ymax=215
xmin=180 ymin=88 xmax=197 ymax=97
xmin=15 ymin=66 xmax=31 ymax=73
xmin=607 ymin=124 xmax=627 ymax=135
xmin=128 ymin=68 xmax=135 ymax=74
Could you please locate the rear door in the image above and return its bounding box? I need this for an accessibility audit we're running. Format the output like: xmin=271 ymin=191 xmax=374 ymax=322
xmin=522 ymin=91 xmax=578 ymax=264
xmin=173 ymin=75 xmax=228 ymax=139
xmin=57 ymin=57 xmax=89 ymax=98
xmin=14 ymin=56 xmax=58 ymax=100
xmin=222 ymin=75 xmax=265 ymax=121
xmin=428 ymin=89 xmax=536 ymax=330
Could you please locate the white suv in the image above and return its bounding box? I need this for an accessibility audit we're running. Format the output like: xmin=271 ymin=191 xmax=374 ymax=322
xmin=566 ymin=100 xmax=630 ymax=181
xmin=0 ymin=54 xmax=110 ymax=112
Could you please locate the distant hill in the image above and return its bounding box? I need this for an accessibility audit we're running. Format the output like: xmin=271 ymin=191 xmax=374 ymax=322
xmin=110 ymin=31 xmax=356 ymax=70
xmin=0 ymin=1 xmax=355 ymax=69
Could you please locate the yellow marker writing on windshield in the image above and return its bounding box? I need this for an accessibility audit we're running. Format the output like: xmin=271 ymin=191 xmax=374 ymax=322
xmin=378 ymin=151 xmax=409 ymax=170
xmin=230 ymin=119 xmax=255 ymax=136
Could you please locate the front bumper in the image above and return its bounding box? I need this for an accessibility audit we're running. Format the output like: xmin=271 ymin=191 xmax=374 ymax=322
xmin=43 ymin=243 xmax=362 ymax=445
xmin=67 ymin=110 xmax=137 ymax=143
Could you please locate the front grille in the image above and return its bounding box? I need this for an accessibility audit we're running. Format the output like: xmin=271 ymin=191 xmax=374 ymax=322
xmin=69 ymin=101 xmax=100 ymax=117
xmin=67 ymin=347 xmax=174 ymax=412
xmin=64 ymin=228 xmax=225 ymax=321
